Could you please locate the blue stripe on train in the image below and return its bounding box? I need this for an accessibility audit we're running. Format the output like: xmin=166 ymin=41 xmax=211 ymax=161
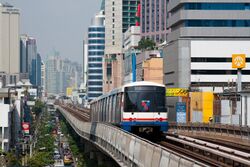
xmin=121 ymin=121 xmax=168 ymax=132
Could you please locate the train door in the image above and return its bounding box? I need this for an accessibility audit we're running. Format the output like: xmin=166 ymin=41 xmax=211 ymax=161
xmin=109 ymin=96 xmax=113 ymax=122
xmin=112 ymin=94 xmax=117 ymax=123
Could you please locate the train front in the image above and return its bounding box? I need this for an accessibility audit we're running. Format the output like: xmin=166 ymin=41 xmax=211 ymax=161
xmin=121 ymin=84 xmax=168 ymax=134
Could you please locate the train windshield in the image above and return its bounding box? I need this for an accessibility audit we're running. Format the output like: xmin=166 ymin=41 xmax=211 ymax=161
xmin=124 ymin=86 xmax=166 ymax=112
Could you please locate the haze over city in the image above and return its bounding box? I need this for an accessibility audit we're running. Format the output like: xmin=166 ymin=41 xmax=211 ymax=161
xmin=9 ymin=0 xmax=100 ymax=61
xmin=0 ymin=1 xmax=250 ymax=166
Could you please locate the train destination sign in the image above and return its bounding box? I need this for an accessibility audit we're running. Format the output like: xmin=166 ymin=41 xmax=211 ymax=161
xmin=232 ymin=54 xmax=246 ymax=69
xmin=166 ymin=88 xmax=188 ymax=97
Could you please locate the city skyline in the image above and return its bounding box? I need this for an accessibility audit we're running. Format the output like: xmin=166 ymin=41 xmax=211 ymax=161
xmin=8 ymin=0 xmax=101 ymax=63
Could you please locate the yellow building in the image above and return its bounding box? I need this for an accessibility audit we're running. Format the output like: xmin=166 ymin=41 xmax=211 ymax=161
xmin=190 ymin=92 xmax=214 ymax=123
xmin=66 ymin=87 xmax=73 ymax=97
xmin=142 ymin=57 xmax=163 ymax=84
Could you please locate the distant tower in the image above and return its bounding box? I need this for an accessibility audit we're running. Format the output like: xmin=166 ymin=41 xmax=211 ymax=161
xmin=87 ymin=11 xmax=105 ymax=101
xmin=0 ymin=3 xmax=20 ymax=84
xmin=82 ymin=37 xmax=88 ymax=90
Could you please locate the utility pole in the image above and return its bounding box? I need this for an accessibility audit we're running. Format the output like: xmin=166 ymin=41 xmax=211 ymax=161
xmin=232 ymin=54 xmax=246 ymax=126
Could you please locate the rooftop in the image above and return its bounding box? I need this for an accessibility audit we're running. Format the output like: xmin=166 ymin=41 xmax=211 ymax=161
xmin=0 ymin=2 xmax=13 ymax=7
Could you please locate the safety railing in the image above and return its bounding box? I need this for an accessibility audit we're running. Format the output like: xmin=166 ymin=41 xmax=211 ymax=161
xmin=56 ymin=105 xmax=207 ymax=167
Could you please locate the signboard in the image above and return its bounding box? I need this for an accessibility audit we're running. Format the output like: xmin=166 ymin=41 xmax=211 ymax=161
xmin=176 ymin=102 xmax=186 ymax=123
xmin=232 ymin=54 xmax=246 ymax=69
xmin=29 ymin=89 xmax=37 ymax=96
xmin=22 ymin=122 xmax=30 ymax=135
xmin=166 ymin=88 xmax=188 ymax=97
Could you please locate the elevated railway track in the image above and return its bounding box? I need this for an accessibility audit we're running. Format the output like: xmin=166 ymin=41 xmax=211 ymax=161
xmin=168 ymin=122 xmax=250 ymax=153
xmin=55 ymin=102 xmax=250 ymax=166
xmin=159 ymin=134 xmax=250 ymax=167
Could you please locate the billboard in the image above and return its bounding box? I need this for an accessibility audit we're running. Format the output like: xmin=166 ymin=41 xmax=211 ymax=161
xmin=22 ymin=122 xmax=30 ymax=135
xmin=232 ymin=54 xmax=246 ymax=69
xmin=166 ymin=88 xmax=188 ymax=97
xmin=176 ymin=102 xmax=186 ymax=123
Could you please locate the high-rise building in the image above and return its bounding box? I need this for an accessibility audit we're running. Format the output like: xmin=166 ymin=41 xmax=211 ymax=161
xmin=140 ymin=0 xmax=168 ymax=43
xmin=20 ymin=35 xmax=41 ymax=86
xmin=46 ymin=52 xmax=65 ymax=95
xmin=20 ymin=35 xmax=29 ymax=74
xmin=164 ymin=1 xmax=250 ymax=120
xmin=0 ymin=3 xmax=20 ymax=84
xmin=45 ymin=52 xmax=82 ymax=95
xmin=82 ymin=38 xmax=88 ymax=89
xmin=36 ymin=53 xmax=42 ymax=87
xmin=26 ymin=37 xmax=37 ymax=85
xmin=104 ymin=0 xmax=140 ymax=93
xmin=87 ymin=11 xmax=105 ymax=101
xmin=41 ymin=61 xmax=46 ymax=95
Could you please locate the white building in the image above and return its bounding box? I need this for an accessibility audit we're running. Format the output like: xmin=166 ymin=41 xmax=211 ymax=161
xmin=0 ymin=3 xmax=20 ymax=84
xmin=41 ymin=61 xmax=46 ymax=96
xmin=123 ymin=26 xmax=141 ymax=84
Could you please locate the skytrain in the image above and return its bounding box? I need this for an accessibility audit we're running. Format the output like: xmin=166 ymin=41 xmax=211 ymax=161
xmin=90 ymin=81 xmax=168 ymax=134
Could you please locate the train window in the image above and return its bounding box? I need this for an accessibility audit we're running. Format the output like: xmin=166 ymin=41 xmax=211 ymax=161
xmin=124 ymin=88 xmax=166 ymax=112
xmin=124 ymin=92 xmax=138 ymax=112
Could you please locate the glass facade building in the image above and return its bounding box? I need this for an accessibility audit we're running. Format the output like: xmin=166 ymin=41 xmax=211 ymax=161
xmin=87 ymin=11 xmax=105 ymax=101
xmin=140 ymin=0 xmax=168 ymax=43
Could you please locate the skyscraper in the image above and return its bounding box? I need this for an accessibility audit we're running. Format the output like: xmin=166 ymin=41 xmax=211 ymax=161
xmin=104 ymin=0 xmax=140 ymax=93
xmin=20 ymin=35 xmax=29 ymax=74
xmin=41 ymin=61 xmax=46 ymax=95
xmin=0 ymin=3 xmax=20 ymax=84
xmin=82 ymin=38 xmax=88 ymax=89
xmin=46 ymin=52 xmax=65 ymax=95
xmin=26 ymin=37 xmax=37 ymax=85
xmin=36 ymin=53 xmax=42 ymax=87
xmin=87 ymin=11 xmax=105 ymax=101
xmin=140 ymin=0 xmax=168 ymax=43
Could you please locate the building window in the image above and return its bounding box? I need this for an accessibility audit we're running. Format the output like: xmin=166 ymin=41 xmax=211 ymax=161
xmin=185 ymin=20 xmax=250 ymax=27
xmin=107 ymin=63 xmax=112 ymax=79
xmin=88 ymin=75 xmax=103 ymax=80
xmin=184 ymin=3 xmax=250 ymax=10
xmin=88 ymin=87 xmax=103 ymax=91
xmin=88 ymin=81 xmax=103 ymax=85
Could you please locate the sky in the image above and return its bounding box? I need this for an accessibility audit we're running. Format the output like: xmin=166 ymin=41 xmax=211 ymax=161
xmin=8 ymin=0 xmax=101 ymax=63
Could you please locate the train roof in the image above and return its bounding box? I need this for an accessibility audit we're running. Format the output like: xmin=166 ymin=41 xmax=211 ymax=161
xmin=122 ymin=81 xmax=165 ymax=88
xmin=90 ymin=81 xmax=165 ymax=104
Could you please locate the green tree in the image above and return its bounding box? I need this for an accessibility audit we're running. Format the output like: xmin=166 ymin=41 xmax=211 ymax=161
xmin=27 ymin=152 xmax=53 ymax=167
xmin=32 ymin=100 xmax=45 ymax=116
xmin=137 ymin=38 xmax=156 ymax=51
xmin=6 ymin=152 xmax=21 ymax=167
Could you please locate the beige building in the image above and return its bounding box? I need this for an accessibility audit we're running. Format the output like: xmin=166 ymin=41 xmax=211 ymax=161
xmin=0 ymin=3 xmax=20 ymax=76
xmin=143 ymin=57 xmax=163 ymax=84
xmin=136 ymin=50 xmax=162 ymax=82
xmin=103 ymin=0 xmax=124 ymax=93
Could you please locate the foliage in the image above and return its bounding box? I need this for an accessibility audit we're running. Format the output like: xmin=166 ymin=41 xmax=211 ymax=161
xmin=27 ymin=152 xmax=53 ymax=167
xmin=27 ymin=107 xmax=54 ymax=167
xmin=6 ymin=152 xmax=21 ymax=167
xmin=32 ymin=100 xmax=45 ymax=116
xmin=137 ymin=38 xmax=156 ymax=51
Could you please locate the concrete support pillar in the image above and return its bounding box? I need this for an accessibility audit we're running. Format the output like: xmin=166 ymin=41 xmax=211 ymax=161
xmin=96 ymin=152 xmax=104 ymax=166
xmin=90 ymin=151 xmax=95 ymax=160
xmin=84 ymin=142 xmax=92 ymax=154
